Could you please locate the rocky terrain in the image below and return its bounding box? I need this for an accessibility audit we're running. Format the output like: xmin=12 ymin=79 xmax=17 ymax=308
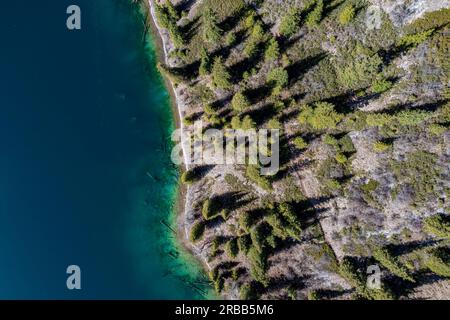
xmin=148 ymin=0 xmax=450 ymax=299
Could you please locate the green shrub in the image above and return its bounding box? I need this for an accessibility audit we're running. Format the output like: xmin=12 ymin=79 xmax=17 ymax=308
xmin=335 ymin=44 xmax=382 ymax=90
xmin=181 ymin=169 xmax=197 ymax=184
xmin=265 ymin=211 xmax=288 ymax=240
xmin=199 ymin=47 xmax=211 ymax=76
xmin=396 ymin=29 xmax=435 ymax=50
xmin=425 ymin=247 xmax=450 ymax=277
xmin=248 ymin=247 xmax=269 ymax=286
xmin=335 ymin=153 xmax=347 ymax=164
xmin=250 ymin=223 xmax=268 ymax=252
xmin=190 ymin=221 xmax=205 ymax=242
xmin=250 ymin=22 xmax=265 ymax=42
xmin=165 ymin=0 xmax=179 ymax=20
xmin=372 ymin=247 xmax=415 ymax=282
xmin=323 ymin=134 xmax=338 ymax=146
xmin=366 ymin=113 xmax=392 ymax=127
xmin=209 ymin=266 xmax=220 ymax=281
xmin=423 ymin=214 xmax=450 ymax=239
xmin=220 ymin=208 xmax=230 ymax=220
xmin=371 ymin=79 xmax=393 ymax=94
xmin=202 ymin=7 xmax=222 ymax=43
xmin=183 ymin=116 xmax=194 ymax=126
xmin=239 ymin=212 xmax=254 ymax=233
xmin=339 ymin=256 xmax=365 ymax=289
xmin=212 ymin=57 xmax=231 ymax=89
xmin=339 ymin=256 xmax=395 ymax=300
xmin=225 ymin=32 xmax=237 ymax=46
xmin=225 ymin=238 xmax=239 ymax=258
xmin=368 ymin=285 xmax=395 ymax=300
xmin=293 ymin=137 xmax=308 ymax=150
xmin=396 ymin=110 xmax=432 ymax=126
xmin=308 ymin=290 xmax=320 ymax=300
xmin=429 ymin=124 xmax=447 ymax=136
xmin=202 ymin=198 xmax=220 ymax=220
xmin=405 ymin=8 xmax=450 ymax=34
xmin=214 ymin=275 xmax=224 ymax=294
xmin=204 ymin=103 xmax=215 ymax=115
xmin=339 ymin=135 xmax=356 ymax=153
xmin=237 ymin=234 xmax=252 ymax=254
xmin=279 ymin=7 xmax=300 ymax=37
xmin=157 ymin=63 xmax=185 ymax=84
xmin=279 ymin=202 xmax=302 ymax=233
xmin=373 ymin=141 xmax=391 ymax=153
xmin=231 ymin=115 xmax=256 ymax=130
xmin=231 ymin=268 xmax=239 ymax=281
xmin=361 ymin=180 xmax=380 ymax=193
xmin=326 ymin=179 xmax=341 ymax=191
xmin=154 ymin=1 xmax=178 ymax=29
xmin=266 ymin=118 xmax=282 ymax=130
xmin=246 ymin=165 xmax=272 ymax=191
xmin=298 ymin=102 xmax=344 ymax=130
xmin=265 ymin=38 xmax=280 ymax=61
xmin=267 ymin=67 xmax=289 ymax=88
xmin=306 ymin=0 xmax=323 ymax=27
xmin=231 ymin=91 xmax=250 ymax=112
xmin=240 ymin=283 xmax=257 ymax=300
xmin=244 ymin=38 xmax=259 ymax=57
xmin=211 ymin=236 xmax=221 ymax=256
xmin=167 ymin=22 xmax=185 ymax=48
xmin=339 ymin=4 xmax=355 ymax=25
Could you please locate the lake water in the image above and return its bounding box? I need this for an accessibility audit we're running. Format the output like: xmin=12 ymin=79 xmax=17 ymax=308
xmin=0 ymin=0 xmax=209 ymax=299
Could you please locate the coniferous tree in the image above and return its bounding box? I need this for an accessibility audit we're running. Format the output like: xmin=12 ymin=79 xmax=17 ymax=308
xmin=231 ymin=91 xmax=250 ymax=112
xmin=279 ymin=8 xmax=300 ymax=37
xmin=212 ymin=57 xmax=231 ymax=89
xmin=267 ymin=67 xmax=289 ymax=88
xmin=339 ymin=4 xmax=355 ymax=25
xmin=202 ymin=8 xmax=222 ymax=43
xmin=265 ymin=38 xmax=280 ymax=61
xmin=306 ymin=0 xmax=324 ymax=27
xmin=199 ymin=47 xmax=211 ymax=76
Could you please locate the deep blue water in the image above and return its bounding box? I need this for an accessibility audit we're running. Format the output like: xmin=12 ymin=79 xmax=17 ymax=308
xmin=0 ymin=0 xmax=208 ymax=299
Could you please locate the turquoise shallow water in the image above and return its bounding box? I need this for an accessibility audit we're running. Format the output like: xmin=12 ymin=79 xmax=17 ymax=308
xmin=0 ymin=0 xmax=209 ymax=299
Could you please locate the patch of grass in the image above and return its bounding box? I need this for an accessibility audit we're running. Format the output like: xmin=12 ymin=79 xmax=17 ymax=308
xmin=391 ymin=151 xmax=441 ymax=206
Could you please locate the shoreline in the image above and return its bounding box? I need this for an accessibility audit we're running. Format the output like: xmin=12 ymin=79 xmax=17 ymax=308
xmin=143 ymin=0 xmax=214 ymax=297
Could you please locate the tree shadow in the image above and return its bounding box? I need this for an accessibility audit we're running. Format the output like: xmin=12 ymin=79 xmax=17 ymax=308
xmin=287 ymin=53 xmax=327 ymax=85
xmin=315 ymin=288 xmax=353 ymax=300
xmin=165 ymin=60 xmax=201 ymax=81
xmin=245 ymin=84 xmax=272 ymax=105
xmin=242 ymin=103 xmax=277 ymax=126
xmin=191 ymin=164 xmax=215 ymax=180
xmin=280 ymin=33 xmax=304 ymax=52
xmin=175 ymin=0 xmax=197 ymax=12
xmin=386 ymin=271 xmax=446 ymax=299
xmin=180 ymin=16 xmax=200 ymax=44
xmin=228 ymin=49 xmax=264 ymax=83
xmin=323 ymin=0 xmax=346 ymax=17
xmin=386 ymin=99 xmax=449 ymax=115
xmin=279 ymin=108 xmax=300 ymax=122
xmin=212 ymin=191 xmax=254 ymax=212
xmin=218 ymin=6 xmax=249 ymax=33
xmin=265 ymin=275 xmax=309 ymax=294
xmin=386 ymin=239 xmax=443 ymax=257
